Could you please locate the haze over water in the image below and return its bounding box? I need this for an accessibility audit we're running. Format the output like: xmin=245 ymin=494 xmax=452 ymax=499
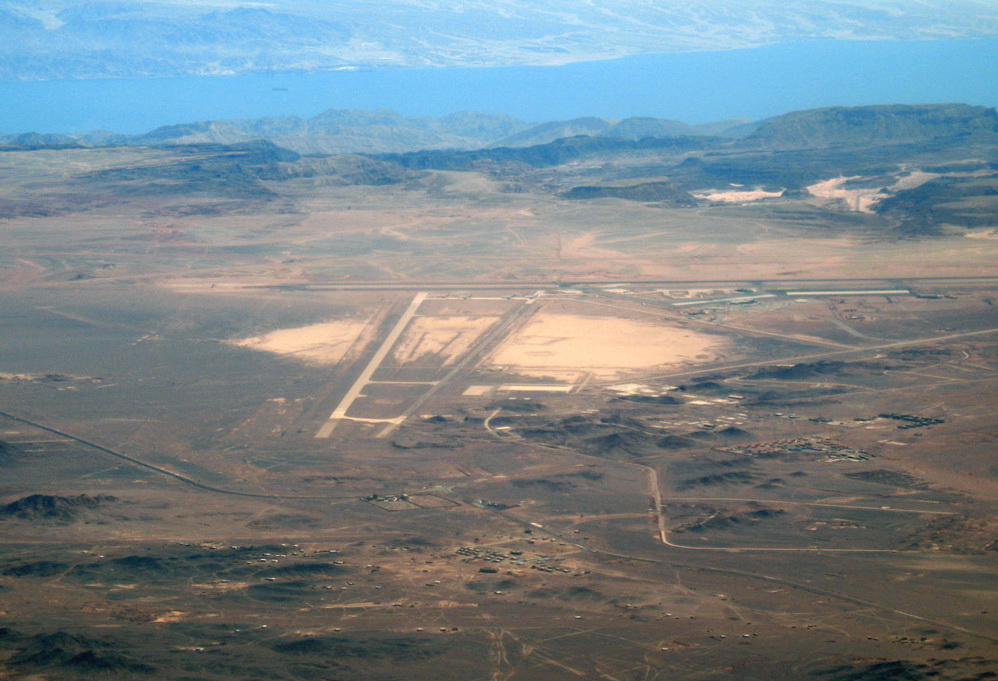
xmin=2 ymin=38 xmax=997 ymax=134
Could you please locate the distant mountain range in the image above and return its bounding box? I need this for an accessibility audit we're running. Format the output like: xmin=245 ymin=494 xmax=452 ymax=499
xmin=2 ymin=103 xmax=994 ymax=236
xmin=5 ymin=104 xmax=995 ymax=159
xmin=1 ymin=1 xmax=997 ymax=80
xmin=0 ymin=109 xmax=756 ymax=154
xmin=370 ymin=104 xmax=998 ymax=182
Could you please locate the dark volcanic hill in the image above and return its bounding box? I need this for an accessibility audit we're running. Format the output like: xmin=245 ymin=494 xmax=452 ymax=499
xmin=6 ymin=631 xmax=154 ymax=676
xmin=563 ymin=180 xmax=698 ymax=205
xmin=375 ymin=135 xmax=715 ymax=172
xmin=0 ymin=494 xmax=117 ymax=521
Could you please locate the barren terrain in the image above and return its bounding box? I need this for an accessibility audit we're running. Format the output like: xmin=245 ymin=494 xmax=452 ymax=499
xmin=231 ymin=315 xmax=376 ymax=366
xmin=489 ymin=310 xmax=727 ymax=379
xmin=1 ymin=118 xmax=997 ymax=680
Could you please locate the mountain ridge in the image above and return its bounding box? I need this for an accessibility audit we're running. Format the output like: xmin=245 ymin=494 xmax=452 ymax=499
xmin=3 ymin=104 xmax=995 ymax=167
xmin=745 ymin=103 xmax=998 ymax=149
xmin=0 ymin=109 xmax=754 ymax=155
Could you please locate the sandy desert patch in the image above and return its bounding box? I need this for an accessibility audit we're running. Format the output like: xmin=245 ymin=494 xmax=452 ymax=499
xmin=230 ymin=317 xmax=373 ymax=366
xmin=503 ymin=368 xmax=590 ymax=382
xmin=488 ymin=313 xmax=726 ymax=379
xmin=391 ymin=316 xmax=499 ymax=365
xmin=807 ymin=176 xmax=897 ymax=212
xmin=806 ymin=172 xmax=938 ymax=214
xmin=965 ymin=228 xmax=998 ymax=240
xmin=693 ymin=188 xmax=784 ymax=203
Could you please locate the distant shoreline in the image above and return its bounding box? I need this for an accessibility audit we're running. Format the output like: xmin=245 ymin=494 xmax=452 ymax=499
xmin=1 ymin=38 xmax=996 ymax=135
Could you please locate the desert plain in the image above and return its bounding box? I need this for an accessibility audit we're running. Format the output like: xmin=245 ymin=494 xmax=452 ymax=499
xmin=1 ymin=116 xmax=998 ymax=680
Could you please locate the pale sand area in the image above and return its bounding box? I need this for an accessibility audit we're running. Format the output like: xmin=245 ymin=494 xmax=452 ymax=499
xmin=693 ymin=188 xmax=784 ymax=203
xmin=488 ymin=313 xmax=726 ymax=379
xmin=503 ymin=368 xmax=590 ymax=381
xmin=806 ymin=176 xmax=885 ymax=212
xmin=965 ymin=229 xmax=998 ymax=240
xmin=806 ymin=171 xmax=938 ymax=213
xmin=391 ymin=316 xmax=498 ymax=365
xmin=230 ymin=317 xmax=374 ymax=366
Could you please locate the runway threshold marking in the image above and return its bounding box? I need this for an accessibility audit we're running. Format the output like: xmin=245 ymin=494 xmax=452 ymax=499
xmin=315 ymin=292 xmax=428 ymax=439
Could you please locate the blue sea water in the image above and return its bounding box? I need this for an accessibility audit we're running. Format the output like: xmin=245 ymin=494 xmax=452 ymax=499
xmin=1 ymin=38 xmax=996 ymax=134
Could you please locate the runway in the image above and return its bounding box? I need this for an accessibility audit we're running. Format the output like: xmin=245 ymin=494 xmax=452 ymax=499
xmin=314 ymin=291 xmax=428 ymax=438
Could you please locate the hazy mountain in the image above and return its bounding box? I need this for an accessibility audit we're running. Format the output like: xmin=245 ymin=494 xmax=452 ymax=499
xmin=745 ymin=103 xmax=998 ymax=149
xmin=689 ymin=119 xmax=755 ymax=137
xmin=0 ymin=132 xmax=82 ymax=148
xmin=7 ymin=104 xmax=995 ymax=157
xmin=1 ymin=1 xmax=996 ymax=80
xmin=492 ymin=118 xmax=618 ymax=148
xmin=4 ymin=109 xmax=751 ymax=154
xmin=367 ymin=103 xmax=998 ymax=202
xmin=63 ymin=109 xmax=532 ymax=155
xmin=491 ymin=116 xmax=749 ymax=148
xmin=607 ymin=118 xmax=696 ymax=140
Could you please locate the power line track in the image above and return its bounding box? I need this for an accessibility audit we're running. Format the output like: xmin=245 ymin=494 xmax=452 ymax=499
xmin=0 ymin=410 xmax=354 ymax=502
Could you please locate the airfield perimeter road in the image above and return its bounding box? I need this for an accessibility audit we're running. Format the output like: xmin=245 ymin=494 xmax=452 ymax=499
xmin=256 ymin=275 xmax=998 ymax=292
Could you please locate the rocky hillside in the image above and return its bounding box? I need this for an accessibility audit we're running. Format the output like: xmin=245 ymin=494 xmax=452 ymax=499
xmin=0 ymin=494 xmax=118 ymax=522
xmin=745 ymin=104 xmax=998 ymax=149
